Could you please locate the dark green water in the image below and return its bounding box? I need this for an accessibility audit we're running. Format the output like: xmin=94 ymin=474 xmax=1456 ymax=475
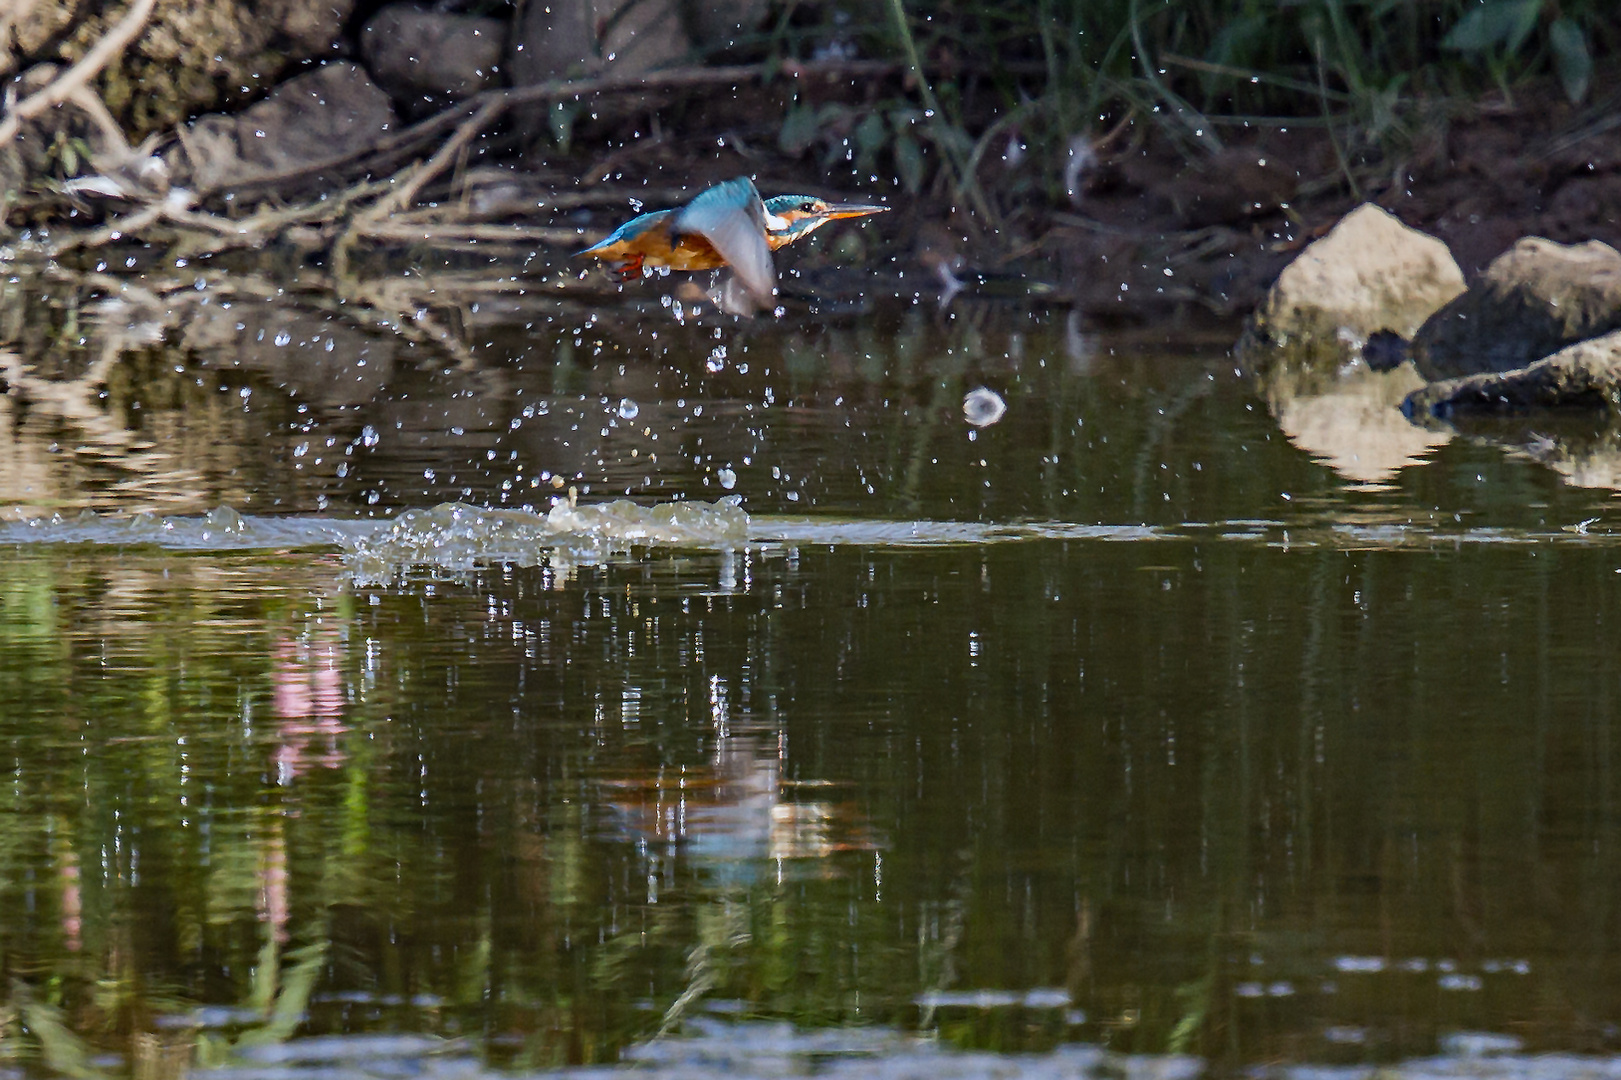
xmin=3 ymin=263 xmax=1621 ymax=1077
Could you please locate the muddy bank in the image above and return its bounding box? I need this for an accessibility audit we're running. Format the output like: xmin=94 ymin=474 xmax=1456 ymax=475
xmin=3 ymin=1 xmax=1620 ymax=322
xmin=10 ymin=84 xmax=1620 ymax=325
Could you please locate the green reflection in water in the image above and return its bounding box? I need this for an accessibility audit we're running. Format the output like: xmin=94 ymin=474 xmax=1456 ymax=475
xmin=7 ymin=259 xmax=1621 ymax=1075
xmin=0 ymin=531 xmax=1617 ymax=1072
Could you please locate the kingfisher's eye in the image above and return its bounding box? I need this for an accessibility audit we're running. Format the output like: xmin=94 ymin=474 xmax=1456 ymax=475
xmin=801 ymin=201 xmax=816 ymax=211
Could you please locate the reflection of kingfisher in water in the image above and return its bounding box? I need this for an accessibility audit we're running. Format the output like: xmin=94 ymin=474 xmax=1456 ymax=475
xmin=597 ymin=677 xmax=879 ymax=886
xmin=576 ymin=176 xmax=887 ymax=305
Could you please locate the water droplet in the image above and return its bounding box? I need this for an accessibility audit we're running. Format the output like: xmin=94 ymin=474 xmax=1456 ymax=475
xmin=617 ymin=398 xmax=639 ymax=420
xmin=963 ymin=387 xmax=1006 ymax=427
xmin=717 ymin=468 xmax=737 ymax=490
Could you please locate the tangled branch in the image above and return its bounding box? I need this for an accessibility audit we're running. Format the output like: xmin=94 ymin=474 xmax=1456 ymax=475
xmin=0 ymin=0 xmax=156 ymax=149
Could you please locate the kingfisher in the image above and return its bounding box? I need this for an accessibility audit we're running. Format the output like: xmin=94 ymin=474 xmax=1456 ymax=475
xmin=575 ymin=177 xmax=888 ymax=305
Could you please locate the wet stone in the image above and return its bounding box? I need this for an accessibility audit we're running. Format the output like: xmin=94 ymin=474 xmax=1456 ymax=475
xmin=1412 ymin=237 xmax=1621 ymax=379
xmin=1403 ymin=328 xmax=1621 ymax=417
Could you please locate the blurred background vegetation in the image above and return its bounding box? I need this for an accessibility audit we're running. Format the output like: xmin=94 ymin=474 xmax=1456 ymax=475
xmin=9 ymin=0 xmax=1619 ymax=208
xmin=7 ymin=0 xmax=1619 ymax=273
xmin=750 ymin=0 xmax=1619 ymax=205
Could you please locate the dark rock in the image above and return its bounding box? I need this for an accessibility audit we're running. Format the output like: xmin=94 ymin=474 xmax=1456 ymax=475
xmin=176 ymin=62 xmax=397 ymax=191
xmin=361 ymin=7 xmax=506 ymax=105
xmin=502 ymin=0 xmax=762 ymax=104
xmin=508 ymin=0 xmax=689 ymax=87
xmin=1411 ymin=237 xmax=1621 ymax=380
xmin=1403 ymin=329 xmax=1621 ymax=418
xmin=1363 ymin=330 xmax=1410 ymax=372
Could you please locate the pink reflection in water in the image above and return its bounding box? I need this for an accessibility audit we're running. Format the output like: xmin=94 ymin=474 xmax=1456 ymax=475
xmin=271 ymin=631 xmax=349 ymax=780
xmin=59 ymin=844 xmax=81 ymax=952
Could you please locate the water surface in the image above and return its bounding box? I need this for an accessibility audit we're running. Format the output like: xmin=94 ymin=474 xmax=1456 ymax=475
xmin=3 ymin=259 xmax=1621 ymax=1078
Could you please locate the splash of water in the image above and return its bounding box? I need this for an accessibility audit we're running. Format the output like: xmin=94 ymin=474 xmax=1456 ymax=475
xmin=342 ymin=497 xmax=749 ymax=583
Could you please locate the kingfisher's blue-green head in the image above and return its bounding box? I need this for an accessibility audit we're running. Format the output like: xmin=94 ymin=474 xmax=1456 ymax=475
xmin=761 ymin=194 xmax=888 ymax=249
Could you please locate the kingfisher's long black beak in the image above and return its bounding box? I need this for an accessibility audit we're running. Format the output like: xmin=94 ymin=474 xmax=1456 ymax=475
xmin=819 ymin=203 xmax=890 ymax=221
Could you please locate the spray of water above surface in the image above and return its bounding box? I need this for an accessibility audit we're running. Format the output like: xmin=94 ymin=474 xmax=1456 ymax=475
xmin=4 ymin=497 xmax=1621 ymax=587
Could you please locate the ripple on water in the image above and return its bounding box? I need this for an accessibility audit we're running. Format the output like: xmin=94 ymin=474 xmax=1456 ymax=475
xmin=0 ymin=505 xmax=379 ymax=549
xmin=163 ymin=1019 xmax=1621 ymax=1080
xmin=1 ymin=500 xmax=1617 ymax=584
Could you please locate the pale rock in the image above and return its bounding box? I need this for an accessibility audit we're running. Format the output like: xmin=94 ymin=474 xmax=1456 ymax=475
xmin=1255 ymin=203 xmax=1466 ymax=347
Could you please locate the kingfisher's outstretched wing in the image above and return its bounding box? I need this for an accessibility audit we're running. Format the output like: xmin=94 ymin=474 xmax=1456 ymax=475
xmin=673 ymin=177 xmax=775 ymax=302
xmin=575 ymin=209 xmax=674 ymax=259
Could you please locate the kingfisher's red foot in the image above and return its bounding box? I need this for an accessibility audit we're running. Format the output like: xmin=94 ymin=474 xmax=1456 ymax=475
xmin=605 ymin=256 xmax=644 ymax=283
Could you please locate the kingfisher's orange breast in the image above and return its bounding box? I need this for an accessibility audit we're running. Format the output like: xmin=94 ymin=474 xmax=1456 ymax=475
xmin=590 ymin=220 xmax=728 ymax=271
xmin=654 ymin=233 xmax=728 ymax=271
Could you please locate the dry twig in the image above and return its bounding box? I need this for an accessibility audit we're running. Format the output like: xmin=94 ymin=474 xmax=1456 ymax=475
xmin=368 ymin=98 xmax=508 ymax=224
xmin=200 ymin=58 xmax=898 ymax=202
xmin=358 ymin=223 xmax=584 ymax=245
xmin=64 ymin=86 xmax=134 ymax=162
